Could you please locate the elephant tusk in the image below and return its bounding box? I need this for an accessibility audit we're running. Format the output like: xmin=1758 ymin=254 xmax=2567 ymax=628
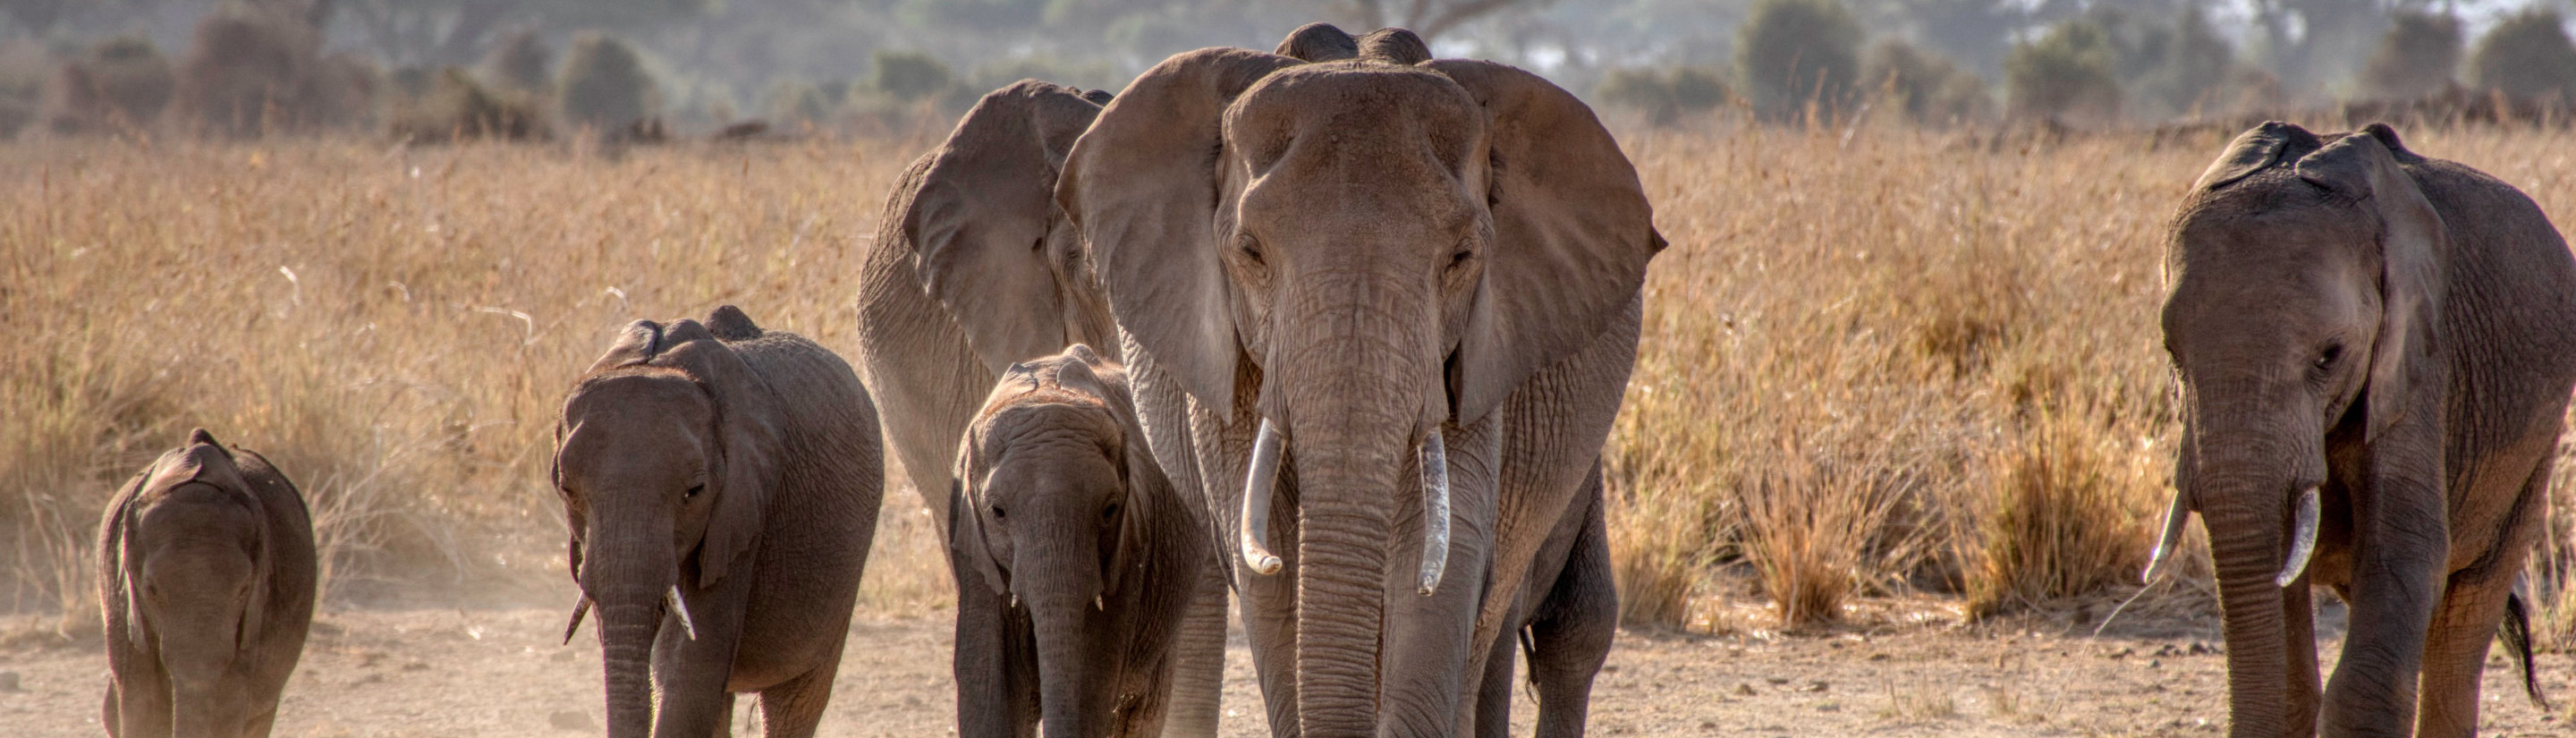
xmin=1417 ymin=428 xmax=1451 ymax=597
xmin=2275 ymin=487 xmax=2320 ymax=589
xmin=2140 ymin=490 xmax=2191 ymax=584
xmin=666 ymin=585 xmax=699 ymax=640
xmin=1240 ymin=420 xmax=1285 ymax=576
xmin=561 ymin=593 xmax=592 ymax=645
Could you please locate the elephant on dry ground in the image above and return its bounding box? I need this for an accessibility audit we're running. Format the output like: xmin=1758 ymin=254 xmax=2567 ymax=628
xmin=551 ymin=305 xmax=884 ymax=738
xmin=947 ymin=344 xmax=1210 ymax=738
xmin=1054 ymin=25 xmax=1657 ymax=738
xmin=2153 ymin=121 xmax=2576 ymax=737
xmin=99 ymin=428 xmax=317 ymax=738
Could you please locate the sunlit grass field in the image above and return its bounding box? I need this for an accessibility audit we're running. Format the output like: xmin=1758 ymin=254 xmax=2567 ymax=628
xmin=5 ymin=123 xmax=2572 ymax=647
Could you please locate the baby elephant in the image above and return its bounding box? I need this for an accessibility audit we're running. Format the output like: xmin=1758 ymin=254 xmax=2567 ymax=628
xmin=949 ymin=345 xmax=1208 ymax=738
xmin=552 ymin=305 xmax=884 ymax=738
xmin=98 ymin=428 xmax=318 ymax=738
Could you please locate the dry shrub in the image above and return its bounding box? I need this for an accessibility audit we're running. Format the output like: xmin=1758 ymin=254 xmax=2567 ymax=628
xmin=38 ymin=36 xmax=174 ymax=135
xmin=1966 ymin=404 xmax=2160 ymax=617
xmin=6 ymin=123 xmax=2576 ymax=630
xmin=391 ymin=67 xmax=546 ymax=143
xmin=0 ymin=137 xmax=927 ymax=613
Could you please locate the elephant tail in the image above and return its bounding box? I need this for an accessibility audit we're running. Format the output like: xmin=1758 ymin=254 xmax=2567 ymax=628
xmin=2502 ymin=587 xmax=2549 ymax=710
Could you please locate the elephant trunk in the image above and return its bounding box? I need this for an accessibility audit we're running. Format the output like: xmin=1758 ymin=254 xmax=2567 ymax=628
xmin=584 ymin=530 xmax=675 ymax=738
xmin=169 ymin=681 xmax=249 ymax=738
xmin=1021 ymin=536 xmax=1106 ymax=738
xmin=2201 ymin=465 xmax=2300 ymax=738
xmin=1281 ymin=364 xmax=1423 ymax=734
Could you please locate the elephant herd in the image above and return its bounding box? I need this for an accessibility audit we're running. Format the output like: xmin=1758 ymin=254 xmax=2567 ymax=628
xmin=81 ymin=20 xmax=2576 ymax=738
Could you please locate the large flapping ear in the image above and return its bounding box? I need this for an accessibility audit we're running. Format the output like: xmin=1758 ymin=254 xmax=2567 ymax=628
xmin=2193 ymin=121 xmax=2315 ymax=192
xmin=2296 ymin=124 xmax=2445 ymax=442
xmin=1275 ymin=21 xmax=1358 ymax=61
xmin=1055 ymin=48 xmax=1304 ymax=411
xmin=583 ymin=320 xmax=666 ymax=376
xmin=1426 ymin=60 xmax=1664 ymax=423
xmin=907 ymin=81 xmax=1106 ymax=375
xmin=655 ymin=320 xmax=784 ymax=587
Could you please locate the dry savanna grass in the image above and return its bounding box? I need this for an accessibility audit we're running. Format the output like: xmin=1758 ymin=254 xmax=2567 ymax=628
xmin=5 ymin=123 xmax=2576 ymax=649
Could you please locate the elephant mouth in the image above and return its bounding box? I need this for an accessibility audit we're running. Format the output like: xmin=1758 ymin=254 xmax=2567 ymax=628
xmin=1236 ymin=417 xmax=1454 ymax=595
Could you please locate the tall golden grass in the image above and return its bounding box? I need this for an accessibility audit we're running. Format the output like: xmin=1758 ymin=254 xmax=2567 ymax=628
xmin=4 ymin=123 xmax=2573 ymax=645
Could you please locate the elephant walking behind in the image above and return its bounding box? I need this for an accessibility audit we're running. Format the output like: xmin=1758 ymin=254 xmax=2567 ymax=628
xmin=947 ymin=345 xmax=1210 ymax=738
xmin=98 ymin=428 xmax=318 ymax=738
xmin=551 ymin=305 xmax=885 ymax=738
xmin=2155 ymin=122 xmax=2576 ymax=737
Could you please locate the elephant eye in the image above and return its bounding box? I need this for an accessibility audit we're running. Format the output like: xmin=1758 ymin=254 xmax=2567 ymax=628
xmin=2314 ymin=344 xmax=2343 ymax=370
xmin=1101 ymin=502 xmax=1120 ymax=521
xmin=685 ymin=484 xmax=705 ymax=498
xmin=1236 ymin=234 xmax=1265 ymax=267
xmin=990 ymin=505 xmax=1006 ymax=521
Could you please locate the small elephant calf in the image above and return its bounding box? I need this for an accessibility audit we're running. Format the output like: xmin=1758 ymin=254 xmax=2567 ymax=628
xmin=98 ymin=428 xmax=318 ymax=738
xmin=948 ymin=344 xmax=1208 ymax=738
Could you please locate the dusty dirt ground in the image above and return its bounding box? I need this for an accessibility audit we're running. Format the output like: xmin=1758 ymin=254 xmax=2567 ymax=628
xmin=4 ymin=599 xmax=2568 ymax=738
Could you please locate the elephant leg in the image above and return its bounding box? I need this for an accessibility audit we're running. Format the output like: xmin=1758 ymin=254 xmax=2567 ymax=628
xmin=1528 ymin=481 xmax=1616 ymax=738
xmin=113 ymin=665 xmax=173 ymax=738
xmin=955 ymin=584 xmax=1036 ymax=738
xmin=2414 ymin=463 xmax=2550 ymax=738
xmin=2283 ymin=571 xmax=2319 ymax=738
xmin=1380 ymin=413 xmax=1502 ymax=738
xmin=1241 ymin=539 xmax=1301 ymax=738
xmin=2321 ymin=422 xmax=2446 ymax=738
xmin=756 ymin=658 xmax=839 ymax=738
xmin=650 ymin=607 xmax=748 ymax=738
xmin=1470 ymin=610 xmax=1520 ymax=738
xmin=1159 ymin=556 xmax=1231 ymax=737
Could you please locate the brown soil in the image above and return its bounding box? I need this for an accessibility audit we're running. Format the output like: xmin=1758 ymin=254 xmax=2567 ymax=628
xmin=4 ymin=601 xmax=2566 ymax=737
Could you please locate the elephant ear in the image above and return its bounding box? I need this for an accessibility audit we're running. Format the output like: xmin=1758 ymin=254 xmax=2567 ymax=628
xmin=2192 ymin=121 xmax=2314 ymax=192
xmin=906 ymin=81 xmax=1105 ymax=375
xmin=1427 ymin=59 xmax=1665 ymax=423
xmin=2296 ymin=123 xmax=2445 ymax=442
xmin=583 ymin=320 xmax=667 ymax=376
xmin=1275 ymin=21 xmax=1357 ymax=61
xmin=104 ymin=469 xmax=150 ymax=645
xmin=949 ymin=438 xmax=1011 ymax=598
xmin=656 ymin=320 xmax=784 ymax=587
xmin=1055 ymin=48 xmax=1304 ymax=411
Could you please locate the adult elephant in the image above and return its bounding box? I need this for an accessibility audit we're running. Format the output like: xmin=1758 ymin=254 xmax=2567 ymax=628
xmin=2152 ymin=121 xmax=2576 ymax=737
xmin=855 ymin=79 xmax=1240 ymax=737
xmin=1055 ymin=28 xmax=1660 ymax=737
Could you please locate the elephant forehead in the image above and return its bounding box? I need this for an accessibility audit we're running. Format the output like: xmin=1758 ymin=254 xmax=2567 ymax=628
xmin=1226 ymin=62 xmax=1483 ymax=175
xmin=979 ymin=399 xmax=1121 ymax=454
xmin=134 ymin=485 xmax=260 ymax=546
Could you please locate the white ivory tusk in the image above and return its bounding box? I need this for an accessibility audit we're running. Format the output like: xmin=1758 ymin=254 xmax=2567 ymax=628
xmin=2275 ymin=487 xmax=2319 ymax=589
xmin=1240 ymin=420 xmax=1286 ymax=576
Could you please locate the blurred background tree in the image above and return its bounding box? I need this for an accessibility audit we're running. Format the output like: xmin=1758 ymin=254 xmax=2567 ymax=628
xmin=8 ymin=0 xmax=2576 ymax=137
xmin=1735 ymin=0 xmax=1862 ymax=120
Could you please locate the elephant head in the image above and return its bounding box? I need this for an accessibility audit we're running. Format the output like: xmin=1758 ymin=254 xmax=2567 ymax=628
xmin=111 ymin=428 xmax=275 ymax=738
xmin=1055 ymin=30 xmax=1660 ymax=732
xmin=552 ymin=306 xmax=783 ymax=738
xmin=953 ymin=344 xmax=1176 ymax=738
xmin=2156 ymin=122 xmax=2445 ymax=734
xmin=901 ymin=79 xmax=1120 ymax=374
